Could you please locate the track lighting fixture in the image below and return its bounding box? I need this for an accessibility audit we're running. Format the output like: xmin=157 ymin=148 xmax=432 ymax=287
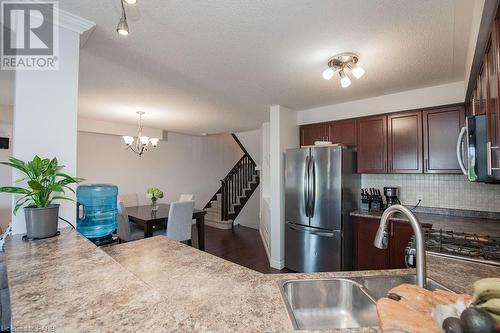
xmin=322 ymin=52 xmax=365 ymax=88
xmin=117 ymin=0 xmax=130 ymax=36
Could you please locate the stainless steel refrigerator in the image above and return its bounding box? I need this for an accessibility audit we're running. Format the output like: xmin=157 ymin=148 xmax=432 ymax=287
xmin=285 ymin=146 xmax=360 ymax=272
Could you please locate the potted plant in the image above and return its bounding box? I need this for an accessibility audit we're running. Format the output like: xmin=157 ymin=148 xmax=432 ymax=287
xmin=146 ymin=187 xmax=163 ymax=211
xmin=0 ymin=156 xmax=83 ymax=239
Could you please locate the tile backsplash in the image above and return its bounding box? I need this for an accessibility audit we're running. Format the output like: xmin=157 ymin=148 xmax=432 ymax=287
xmin=361 ymin=174 xmax=500 ymax=212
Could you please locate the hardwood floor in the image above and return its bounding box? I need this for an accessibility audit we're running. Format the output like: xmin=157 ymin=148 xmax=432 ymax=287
xmin=191 ymin=224 xmax=292 ymax=274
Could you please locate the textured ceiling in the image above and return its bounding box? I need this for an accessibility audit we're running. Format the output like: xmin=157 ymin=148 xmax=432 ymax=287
xmin=1 ymin=0 xmax=474 ymax=134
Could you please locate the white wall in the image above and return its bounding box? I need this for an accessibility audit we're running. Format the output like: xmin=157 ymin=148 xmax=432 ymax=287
xmin=259 ymin=122 xmax=271 ymax=259
xmin=269 ymin=106 xmax=298 ymax=269
xmin=235 ymin=130 xmax=261 ymax=166
xmin=11 ymin=27 xmax=81 ymax=234
xmin=233 ymin=129 xmax=262 ymax=229
xmin=77 ymin=131 xmax=241 ymax=210
xmin=297 ymin=81 xmax=465 ymax=125
xmin=0 ymin=106 xmax=12 ymax=232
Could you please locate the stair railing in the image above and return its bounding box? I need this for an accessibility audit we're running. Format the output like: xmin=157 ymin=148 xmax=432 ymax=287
xmin=220 ymin=154 xmax=257 ymax=222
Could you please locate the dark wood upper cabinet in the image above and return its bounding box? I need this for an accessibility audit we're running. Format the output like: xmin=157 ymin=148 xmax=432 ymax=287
xmin=299 ymin=123 xmax=327 ymax=147
xmin=423 ymin=106 xmax=465 ymax=173
xmin=387 ymin=111 xmax=423 ymax=173
xmin=357 ymin=115 xmax=387 ymax=173
xmin=328 ymin=119 xmax=357 ymax=146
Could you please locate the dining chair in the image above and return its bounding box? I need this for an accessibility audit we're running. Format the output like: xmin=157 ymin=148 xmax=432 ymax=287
xmin=179 ymin=194 xmax=195 ymax=202
xmin=165 ymin=200 xmax=195 ymax=245
xmin=118 ymin=193 xmax=139 ymax=208
xmin=117 ymin=201 xmax=144 ymax=242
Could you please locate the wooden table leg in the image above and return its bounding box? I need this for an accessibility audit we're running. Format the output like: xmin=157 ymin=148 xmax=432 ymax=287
xmin=144 ymin=222 xmax=153 ymax=238
xmin=196 ymin=215 xmax=205 ymax=251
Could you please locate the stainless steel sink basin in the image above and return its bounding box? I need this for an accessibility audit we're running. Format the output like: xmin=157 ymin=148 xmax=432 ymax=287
xmin=358 ymin=275 xmax=450 ymax=300
xmin=278 ymin=278 xmax=378 ymax=330
xmin=278 ymin=275 xmax=450 ymax=330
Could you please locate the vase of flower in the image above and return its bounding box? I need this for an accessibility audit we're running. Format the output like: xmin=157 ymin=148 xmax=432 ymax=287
xmin=146 ymin=187 xmax=163 ymax=212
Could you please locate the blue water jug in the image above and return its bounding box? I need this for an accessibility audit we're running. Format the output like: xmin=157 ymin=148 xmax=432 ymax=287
xmin=76 ymin=184 xmax=118 ymax=240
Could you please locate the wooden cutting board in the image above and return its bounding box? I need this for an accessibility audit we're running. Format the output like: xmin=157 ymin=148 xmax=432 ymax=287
xmin=376 ymin=284 xmax=471 ymax=333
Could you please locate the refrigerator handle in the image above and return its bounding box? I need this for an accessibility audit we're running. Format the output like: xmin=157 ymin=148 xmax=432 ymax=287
xmin=287 ymin=223 xmax=334 ymax=237
xmin=304 ymin=155 xmax=310 ymax=217
xmin=309 ymin=156 xmax=316 ymax=218
xmin=456 ymin=126 xmax=468 ymax=176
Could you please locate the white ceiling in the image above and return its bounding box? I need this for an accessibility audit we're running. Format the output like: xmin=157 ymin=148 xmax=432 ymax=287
xmin=1 ymin=0 xmax=474 ymax=134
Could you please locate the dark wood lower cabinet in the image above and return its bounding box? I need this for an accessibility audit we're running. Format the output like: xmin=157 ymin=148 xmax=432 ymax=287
xmin=352 ymin=216 xmax=431 ymax=270
xmin=352 ymin=217 xmax=389 ymax=270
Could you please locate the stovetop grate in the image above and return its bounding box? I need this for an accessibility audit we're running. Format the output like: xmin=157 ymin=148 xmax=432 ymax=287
xmin=421 ymin=229 xmax=500 ymax=262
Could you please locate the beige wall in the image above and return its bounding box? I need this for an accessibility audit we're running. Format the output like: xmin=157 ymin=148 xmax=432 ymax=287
xmin=77 ymin=131 xmax=242 ymax=209
xmin=362 ymin=174 xmax=500 ymax=212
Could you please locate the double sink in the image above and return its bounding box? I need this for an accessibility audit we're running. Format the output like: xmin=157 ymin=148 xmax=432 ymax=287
xmin=278 ymin=275 xmax=449 ymax=330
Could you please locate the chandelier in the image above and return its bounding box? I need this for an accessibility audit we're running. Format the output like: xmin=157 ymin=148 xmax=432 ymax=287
xmin=322 ymin=52 xmax=365 ymax=88
xmin=122 ymin=111 xmax=159 ymax=156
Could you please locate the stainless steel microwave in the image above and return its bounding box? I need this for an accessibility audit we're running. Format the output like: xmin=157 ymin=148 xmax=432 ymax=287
xmin=457 ymin=115 xmax=500 ymax=183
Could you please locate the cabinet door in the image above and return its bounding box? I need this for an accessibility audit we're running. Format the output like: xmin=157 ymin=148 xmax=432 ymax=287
xmin=352 ymin=217 xmax=390 ymax=270
xmin=423 ymin=106 xmax=465 ymax=173
xmin=300 ymin=123 xmax=326 ymax=147
xmin=357 ymin=115 xmax=388 ymax=173
xmin=389 ymin=222 xmax=432 ymax=269
xmin=388 ymin=111 xmax=423 ymax=173
xmin=328 ymin=119 xmax=357 ymax=146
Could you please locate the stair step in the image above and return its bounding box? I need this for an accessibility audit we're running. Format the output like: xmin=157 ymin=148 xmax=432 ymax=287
xmin=205 ymin=211 xmax=221 ymax=221
xmin=205 ymin=207 xmax=220 ymax=215
xmin=205 ymin=219 xmax=233 ymax=230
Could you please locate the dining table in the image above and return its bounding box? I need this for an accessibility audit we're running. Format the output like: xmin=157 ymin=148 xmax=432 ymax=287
xmin=126 ymin=203 xmax=207 ymax=251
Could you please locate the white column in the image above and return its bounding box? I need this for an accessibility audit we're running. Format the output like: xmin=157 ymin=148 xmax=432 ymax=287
xmin=11 ymin=11 xmax=95 ymax=235
xmin=269 ymin=105 xmax=298 ymax=269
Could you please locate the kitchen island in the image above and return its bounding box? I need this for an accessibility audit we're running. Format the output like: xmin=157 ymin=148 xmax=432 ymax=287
xmin=4 ymin=228 xmax=499 ymax=332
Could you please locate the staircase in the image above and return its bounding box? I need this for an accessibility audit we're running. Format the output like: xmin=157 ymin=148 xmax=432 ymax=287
xmin=204 ymin=135 xmax=260 ymax=230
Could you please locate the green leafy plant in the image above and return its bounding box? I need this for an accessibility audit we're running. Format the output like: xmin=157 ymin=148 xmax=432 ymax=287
xmin=0 ymin=156 xmax=84 ymax=214
xmin=146 ymin=187 xmax=164 ymax=201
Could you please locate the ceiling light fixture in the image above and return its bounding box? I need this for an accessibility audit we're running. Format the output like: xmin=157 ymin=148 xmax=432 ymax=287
xmin=339 ymin=70 xmax=351 ymax=88
xmin=124 ymin=0 xmax=137 ymax=4
xmin=322 ymin=52 xmax=365 ymax=88
xmin=117 ymin=0 xmax=129 ymax=36
xmin=322 ymin=68 xmax=335 ymax=81
xmin=122 ymin=111 xmax=159 ymax=156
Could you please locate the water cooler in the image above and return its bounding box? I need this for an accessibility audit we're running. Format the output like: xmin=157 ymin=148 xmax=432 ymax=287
xmin=76 ymin=184 xmax=118 ymax=245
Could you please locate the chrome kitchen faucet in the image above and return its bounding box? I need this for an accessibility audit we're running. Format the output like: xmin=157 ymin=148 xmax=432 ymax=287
xmin=373 ymin=205 xmax=427 ymax=288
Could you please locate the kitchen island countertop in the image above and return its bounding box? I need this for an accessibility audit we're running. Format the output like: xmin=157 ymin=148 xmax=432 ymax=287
xmin=5 ymin=228 xmax=499 ymax=332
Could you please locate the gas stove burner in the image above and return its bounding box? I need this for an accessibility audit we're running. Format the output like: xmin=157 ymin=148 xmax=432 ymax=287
xmin=406 ymin=229 xmax=500 ymax=266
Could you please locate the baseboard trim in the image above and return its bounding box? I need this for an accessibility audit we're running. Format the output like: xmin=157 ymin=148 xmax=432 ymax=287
xmin=259 ymin=227 xmax=271 ymax=264
xmin=270 ymin=258 xmax=285 ymax=270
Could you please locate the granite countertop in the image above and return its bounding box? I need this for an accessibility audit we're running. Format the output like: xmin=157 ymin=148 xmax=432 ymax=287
xmin=4 ymin=228 xmax=500 ymax=332
xmin=350 ymin=210 xmax=500 ymax=236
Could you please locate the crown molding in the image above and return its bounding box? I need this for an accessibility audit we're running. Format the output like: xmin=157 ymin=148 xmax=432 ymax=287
xmin=29 ymin=2 xmax=96 ymax=47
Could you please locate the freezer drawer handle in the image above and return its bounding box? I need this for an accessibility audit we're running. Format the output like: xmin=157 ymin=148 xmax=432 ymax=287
xmin=288 ymin=224 xmax=334 ymax=237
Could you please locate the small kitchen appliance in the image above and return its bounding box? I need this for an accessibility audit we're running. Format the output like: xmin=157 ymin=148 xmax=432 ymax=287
xmin=384 ymin=187 xmax=400 ymax=207
xmin=457 ymin=115 xmax=500 ymax=183
xmin=76 ymin=184 xmax=118 ymax=245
